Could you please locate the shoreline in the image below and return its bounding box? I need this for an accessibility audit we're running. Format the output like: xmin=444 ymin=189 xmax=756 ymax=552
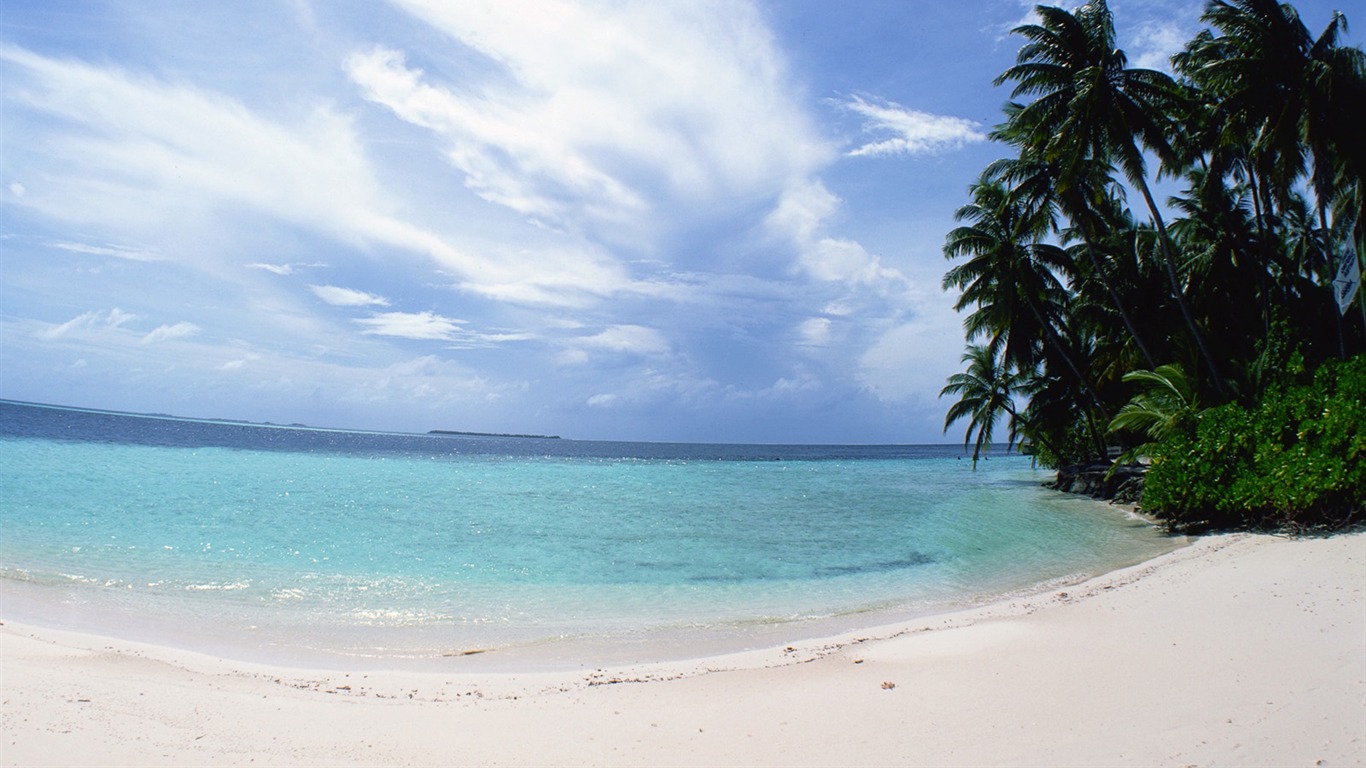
xmin=3 ymin=531 xmax=1362 ymax=766
xmin=0 ymin=485 xmax=1182 ymax=675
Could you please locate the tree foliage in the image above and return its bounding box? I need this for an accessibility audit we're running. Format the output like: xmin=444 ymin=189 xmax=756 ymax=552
xmin=1143 ymin=355 xmax=1365 ymax=532
xmin=940 ymin=0 xmax=1366 ymax=530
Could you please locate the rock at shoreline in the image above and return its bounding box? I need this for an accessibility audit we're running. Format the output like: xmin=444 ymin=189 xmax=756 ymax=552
xmin=1050 ymin=463 xmax=1146 ymax=504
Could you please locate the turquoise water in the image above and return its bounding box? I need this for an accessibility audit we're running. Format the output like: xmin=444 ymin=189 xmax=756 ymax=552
xmin=0 ymin=401 xmax=1180 ymax=669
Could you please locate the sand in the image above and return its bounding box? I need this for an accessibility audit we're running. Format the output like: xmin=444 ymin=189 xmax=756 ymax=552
xmin=2 ymin=531 xmax=1363 ymax=767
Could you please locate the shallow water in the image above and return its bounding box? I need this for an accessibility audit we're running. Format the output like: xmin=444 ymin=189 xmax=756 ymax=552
xmin=0 ymin=400 xmax=1180 ymax=669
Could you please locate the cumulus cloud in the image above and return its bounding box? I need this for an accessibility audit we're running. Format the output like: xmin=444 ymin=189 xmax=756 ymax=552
xmin=1130 ymin=20 xmax=1191 ymax=71
xmin=142 ymin=321 xmax=201 ymax=344
xmin=840 ymin=95 xmax=986 ymax=157
xmin=766 ymin=179 xmax=911 ymax=290
xmin=310 ymin=285 xmax=391 ymax=307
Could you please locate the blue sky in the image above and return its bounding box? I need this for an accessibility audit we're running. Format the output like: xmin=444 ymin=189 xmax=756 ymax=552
xmin=1 ymin=0 xmax=1352 ymax=443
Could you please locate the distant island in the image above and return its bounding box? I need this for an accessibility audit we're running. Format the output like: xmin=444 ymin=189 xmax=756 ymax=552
xmin=429 ymin=430 xmax=561 ymax=440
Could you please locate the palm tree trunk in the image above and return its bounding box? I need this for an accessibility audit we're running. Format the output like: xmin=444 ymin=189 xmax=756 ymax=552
xmin=1247 ymin=172 xmax=1274 ymax=337
xmin=1082 ymin=234 xmax=1158 ymax=369
xmin=1023 ymin=295 xmax=1111 ymax=422
xmin=1132 ymin=172 xmax=1229 ymax=399
xmin=1061 ymin=187 xmax=1158 ymax=369
xmin=1081 ymin=405 xmax=1108 ymax=464
xmin=1317 ymin=200 xmax=1350 ymax=360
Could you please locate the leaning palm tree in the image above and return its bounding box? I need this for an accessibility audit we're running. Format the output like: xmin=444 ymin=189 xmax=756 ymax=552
xmin=997 ymin=0 xmax=1228 ymax=397
xmin=942 ymin=177 xmax=1093 ymax=393
xmin=941 ymin=344 xmax=1023 ymax=468
xmin=984 ymin=152 xmax=1160 ymax=369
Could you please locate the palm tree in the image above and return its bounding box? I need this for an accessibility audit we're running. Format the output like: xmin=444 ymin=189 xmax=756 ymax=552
xmin=1177 ymin=0 xmax=1365 ymax=287
xmin=1167 ymin=165 xmax=1273 ymax=381
xmin=997 ymin=0 xmax=1228 ymax=397
xmin=1300 ymin=12 xmax=1364 ymax=232
xmin=941 ymin=344 xmax=1023 ymax=468
xmin=983 ymin=153 xmax=1161 ymax=369
xmin=942 ymin=176 xmax=1093 ymax=395
xmin=1187 ymin=2 xmax=1363 ymax=187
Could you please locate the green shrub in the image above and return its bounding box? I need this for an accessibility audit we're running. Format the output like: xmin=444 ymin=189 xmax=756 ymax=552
xmin=1142 ymin=355 xmax=1365 ymax=533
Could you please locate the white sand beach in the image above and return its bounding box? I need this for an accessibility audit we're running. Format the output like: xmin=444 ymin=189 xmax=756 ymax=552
xmin=2 ymin=531 xmax=1363 ymax=767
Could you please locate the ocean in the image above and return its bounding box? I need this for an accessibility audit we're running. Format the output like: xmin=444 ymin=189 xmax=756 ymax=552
xmin=0 ymin=399 xmax=1180 ymax=670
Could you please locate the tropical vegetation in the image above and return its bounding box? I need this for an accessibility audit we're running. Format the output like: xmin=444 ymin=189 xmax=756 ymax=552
xmin=940 ymin=0 xmax=1365 ymax=532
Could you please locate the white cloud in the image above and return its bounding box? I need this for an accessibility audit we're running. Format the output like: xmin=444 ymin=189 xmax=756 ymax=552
xmin=355 ymin=311 xmax=464 ymax=340
xmin=766 ymin=179 xmax=911 ymax=291
xmin=2 ymin=46 xmax=616 ymax=308
xmin=757 ymin=374 xmax=821 ymax=398
xmin=857 ymin=300 xmax=961 ymax=408
xmin=41 ymin=311 xmax=100 ymax=340
xmin=52 ymin=240 xmax=160 ymax=261
xmin=352 ymin=310 xmax=535 ymax=348
xmin=1131 ymin=20 xmax=1191 ymax=72
xmin=1 ymin=45 xmax=383 ymax=235
xmin=586 ymin=393 xmax=619 ymax=407
xmin=248 ymin=262 xmax=326 ymax=276
xmin=142 ymin=321 xmax=201 ymax=344
xmin=309 ymin=284 xmax=391 ymax=307
xmin=41 ymin=308 xmax=138 ymax=340
xmin=0 ymin=4 xmax=994 ymax=443
xmin=575 ymin=325 xmax=671 ymax=356
xmin=107 ymin=308 xmax=137 ymax=328
xmin=248 ymin=263 xmax=296 ymax=275
xmin=797 ymin=317 xmax=832 ymax=348
xmin=347 ymin=0 xmax=830 ymax=240
xmin=346 ymin=45 xmax=644 ymax=224
xmin=840 ymin=95 xmax=986 ymax=157
xmin=765 ymin=177 xmax=839 ymax=244
xmin=557 ymin=348 xmax=591 ymax=366
xmin=9 ymin=181 xmax=24 ymax=197
xmin=801 ymin=237 xmax=895 ymax=286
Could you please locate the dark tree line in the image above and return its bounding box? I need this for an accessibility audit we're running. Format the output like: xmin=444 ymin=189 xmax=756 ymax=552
xmin=941 ymin=0 xmax=1365 ymax=530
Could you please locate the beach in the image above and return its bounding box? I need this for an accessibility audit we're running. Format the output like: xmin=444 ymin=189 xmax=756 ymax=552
xmin=2 ymin=530 xmax=1362 ymax=767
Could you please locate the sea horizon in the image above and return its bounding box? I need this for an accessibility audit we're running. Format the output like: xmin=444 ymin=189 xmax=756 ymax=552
xmin=0 ymin=398 xmax=974 ymax=450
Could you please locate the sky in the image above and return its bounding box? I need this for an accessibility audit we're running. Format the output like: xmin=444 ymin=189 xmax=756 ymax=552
xmin=0 ymin=0 xmax=1353 ymax=443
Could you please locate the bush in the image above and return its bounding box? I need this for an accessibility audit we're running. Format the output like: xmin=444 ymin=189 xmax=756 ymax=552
xmin=1142 ymin=355 xmax=1365 ymax=533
